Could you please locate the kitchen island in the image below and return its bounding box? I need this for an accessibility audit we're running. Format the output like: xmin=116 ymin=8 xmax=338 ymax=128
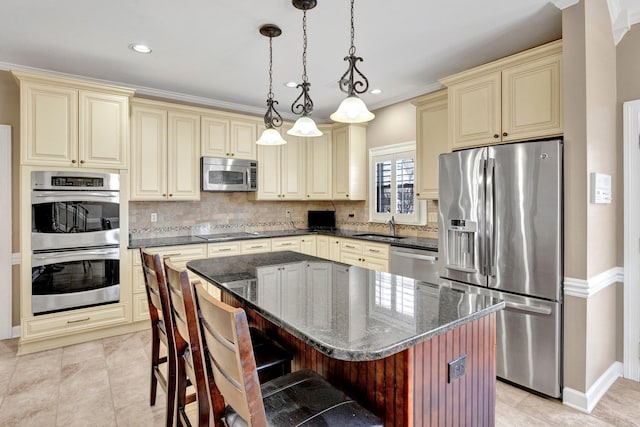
xmin=187 ymin=251 xmax=503 ymax=426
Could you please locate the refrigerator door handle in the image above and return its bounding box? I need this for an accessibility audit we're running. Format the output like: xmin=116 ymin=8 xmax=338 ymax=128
xmin=504 ymin=301 xmax=553 ymax=316
xmin=486 ymin=158 xmax=496 ymax=277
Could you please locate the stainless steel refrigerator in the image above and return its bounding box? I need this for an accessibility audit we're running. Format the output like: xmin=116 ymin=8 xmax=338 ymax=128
xmin=438 ymin=138 xmax=563 ymax=398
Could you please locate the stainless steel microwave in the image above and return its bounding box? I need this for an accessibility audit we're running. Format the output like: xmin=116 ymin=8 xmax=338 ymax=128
xmin=201 ymin=157 xmax=258 ymax=192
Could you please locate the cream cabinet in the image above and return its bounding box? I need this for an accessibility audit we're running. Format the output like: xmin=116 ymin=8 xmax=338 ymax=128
xmin=332 ymin=124 xmax=367 ymax=200
xmin=271 ymin=236 xmax=301 ymax=252
xmin=339 ymin=239 xmax=390 ymax=272
xmin=130 ymin=244 xmax=208 ymax=322
xmin=13 ymin=71 xmax=132 ymax=169
xmin=441 ymin=40 xmax=562 ymax=150
xmin=316 ymin=235 xmax=330 ymax=259
xmin=207 ymin=241 xmax=242 ymax=257
xmin=241 ymin=239 xmax=272 ymax=254
xmin=305 ymin=129 xmax=333 ymax=200
xmin=299 ymin=235 xmax=317 ymax=256
xmin=252 ymin=127 xmax=305 ymax=201
xmin=201 ymin=113 xmax=258 ymax=160
xmin=412 ymin=89 xmax=448 ymax=200
xmin=130 ymin=100 xmax=201 ymax=201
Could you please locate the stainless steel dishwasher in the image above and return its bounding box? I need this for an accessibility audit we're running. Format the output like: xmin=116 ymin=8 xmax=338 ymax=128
xmin=389 ymin=246 xmax=439 ymax=283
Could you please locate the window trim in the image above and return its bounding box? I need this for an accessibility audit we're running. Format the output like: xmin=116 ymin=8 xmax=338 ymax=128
xmin=369 ymin=141 xmax=426 ymax=225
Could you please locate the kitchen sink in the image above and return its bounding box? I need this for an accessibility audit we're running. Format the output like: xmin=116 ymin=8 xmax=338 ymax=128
xmin=353 ymin=233 xmax=406 ymax=239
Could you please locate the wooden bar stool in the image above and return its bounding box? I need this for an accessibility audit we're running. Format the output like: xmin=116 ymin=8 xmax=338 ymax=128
xmin=140 ymin=248 xmax=178 ymax=427
xmin=192 ymin=282 xmax=383 ymax=427
xmin=164 ymin=260 xmax=211 ymax=427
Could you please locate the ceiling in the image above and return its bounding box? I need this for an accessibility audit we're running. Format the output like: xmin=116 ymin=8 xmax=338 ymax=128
xmin=0 ymin=1 xmax=636 ymax=123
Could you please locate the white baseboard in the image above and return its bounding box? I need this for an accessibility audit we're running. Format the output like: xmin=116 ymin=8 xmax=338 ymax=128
xmin=11 ymin=325 xmax=20 ymax=338
xmin=564 ymin=267 xmax=623 ymax=298
xmin=563 ymin=361 xmax=623 ymax=413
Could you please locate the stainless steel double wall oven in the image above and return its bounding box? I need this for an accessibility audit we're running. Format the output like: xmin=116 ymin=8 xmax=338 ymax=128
xmin=31 ymin=171 xmax=121 ymax=315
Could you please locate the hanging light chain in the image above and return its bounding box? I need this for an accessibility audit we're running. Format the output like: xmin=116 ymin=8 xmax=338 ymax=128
xmin=349 ymin=0 xmax=356 ymax=55
xmin=261 ymin=25 xmax=283 ymax=130
xmin=291 ymin=7 xmax=314 ymax=116
xmin=268 ymin=36 xmax=274 ymax=99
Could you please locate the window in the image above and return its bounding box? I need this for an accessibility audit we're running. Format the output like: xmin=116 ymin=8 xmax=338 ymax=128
xmin=369 ymin=142 xmax=425 ymax=224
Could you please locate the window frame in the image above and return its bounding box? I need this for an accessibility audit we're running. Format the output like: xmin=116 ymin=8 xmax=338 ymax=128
xmin=368 ymin=141 xmax=426 ymax=225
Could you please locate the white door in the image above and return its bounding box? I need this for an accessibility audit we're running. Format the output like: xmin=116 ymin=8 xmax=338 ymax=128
xmin=624 ymin=100 xmax=640 ymax=381
xmin=0 ymin=125 xmax=12 ymax=339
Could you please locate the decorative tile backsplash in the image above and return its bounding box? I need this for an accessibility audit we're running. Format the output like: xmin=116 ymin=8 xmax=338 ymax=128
xmin=129 ymin=192 xmax=439 ymax=239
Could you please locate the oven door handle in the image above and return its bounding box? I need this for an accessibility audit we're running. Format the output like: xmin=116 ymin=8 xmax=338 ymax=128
xmin=32 ymin=191 xmax=120 ymax=204
xmin=32 ymin=248 xmax=119 ymax=266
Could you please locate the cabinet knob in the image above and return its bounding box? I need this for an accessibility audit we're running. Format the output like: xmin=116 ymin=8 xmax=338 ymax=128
xmin=80 ymin=160 xmax=85 ymax=164
xmin=307 ymin=195 xmax=310 ymax=198
xmin=346 ymin=194 xmax=349 ymax=198
xmin=71 ymin=160 xmax=76 ymax=164
xmin=226 ymin=153 xmax=230 ymax=156
xmin=169 ymin=194 xmax=173 ymax=197
xmin=493 ymin=134 xmax=500 ymax=139
xmin=162 ymin=194 xmax=166 ymax=197
xmin=417 ymin=193 xmax=420 ymax=196
xmin=503 ymin=132 xmax=508 ymax=137
xmin=231 ymin=153 xmax=235 ymax=156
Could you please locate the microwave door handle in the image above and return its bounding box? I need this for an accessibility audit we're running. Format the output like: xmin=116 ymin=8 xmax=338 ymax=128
xmin=246 ymin=169 xmax=252 ymax=189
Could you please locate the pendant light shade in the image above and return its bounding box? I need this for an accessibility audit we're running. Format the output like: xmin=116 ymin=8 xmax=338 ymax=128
xmin=290 ymin=0 xmax=322 ymax=137
xmin=330 ymin=94 xmax=374 ymax=123
xmin=288 ymin=115 xmax=323 ymax=137
xmin=331 ymin=0 xmax=375 ymax=123
xmin=256 ymin=24 xmax=286 ymax=145
xmin=257 ymin=127 xmax=287 ymax=145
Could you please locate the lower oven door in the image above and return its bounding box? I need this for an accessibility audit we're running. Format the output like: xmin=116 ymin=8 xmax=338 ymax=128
xmin=31 ymin=246 xmax=120 ymax=315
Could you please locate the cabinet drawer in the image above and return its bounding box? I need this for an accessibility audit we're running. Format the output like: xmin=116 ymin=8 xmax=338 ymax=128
xmin=363 ymin=242 xmax=389 ymax=259
xmin=271 ymin=237 xmax=301 ymax=251
xmin=341 ymin=239 xmax=363 ymax=254
xmin=132 ymin=292 xmax=150 ymax=323
xmin=241 ymin=239 xmax=272 ymax=254
xmin=23 ymin=304 xmax=128 ymax=339
xmin=207 ymin=242 xmax=242 ymax=257
xmin=145 ymin=244 xmax=207 ymax=268
xmin=133 ymin=265 xmax=145 ymax=293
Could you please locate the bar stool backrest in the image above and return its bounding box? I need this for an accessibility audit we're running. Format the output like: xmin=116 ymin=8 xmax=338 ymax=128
xmin=193 ymin=282 xmax=267 ymax=427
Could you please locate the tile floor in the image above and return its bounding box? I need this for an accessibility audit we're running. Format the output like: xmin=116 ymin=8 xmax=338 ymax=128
xmin=0 ymin=331 xmax=638 ymax=426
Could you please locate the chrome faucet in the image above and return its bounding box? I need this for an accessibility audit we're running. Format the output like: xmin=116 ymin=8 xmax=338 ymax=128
xmin=388 ymin=215 xmax=396 ymax=237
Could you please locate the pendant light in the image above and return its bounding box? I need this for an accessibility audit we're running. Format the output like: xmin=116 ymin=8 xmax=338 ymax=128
xmin=330 ymin=0 xmax=375 ymax=123
xmin=288 ymin=0 xmax=323 ymax=137
xmin=256 ymin=24 xmax=287 ymax=145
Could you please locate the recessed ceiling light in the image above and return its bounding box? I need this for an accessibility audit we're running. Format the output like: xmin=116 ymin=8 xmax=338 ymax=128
xmin=129 ymin=43 xmax=152 ymax=54
xmin=284 ymin=81 xmax=298 ymax=88
xmin=370 ymin=89 xmax=383 ymax=95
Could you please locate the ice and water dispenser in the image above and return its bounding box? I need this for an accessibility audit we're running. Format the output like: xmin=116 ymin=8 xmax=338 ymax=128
xmin=445 ymin=219 xmax=477 ymax=273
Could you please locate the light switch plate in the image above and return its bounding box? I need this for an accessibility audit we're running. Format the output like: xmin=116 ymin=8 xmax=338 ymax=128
xmin=448 ymin=354 xmax=467 ymax=383
xmin=428 ymin=212 xmax=438 ymax=223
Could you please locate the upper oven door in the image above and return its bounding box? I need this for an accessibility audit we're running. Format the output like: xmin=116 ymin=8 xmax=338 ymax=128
xmin=31 ymin=191 xmax=120 ymax=251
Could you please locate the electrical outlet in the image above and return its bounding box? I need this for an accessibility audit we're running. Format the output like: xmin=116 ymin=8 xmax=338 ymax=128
xmin=428 ymin=212 xmax=438 ymax=223
xmin=286 ymin=210 xmax=292 ymax=217
xmin=448 ymin=354 xmax=467 ymax=383
xmin=150 ymin=213 xmax=157 ymax=223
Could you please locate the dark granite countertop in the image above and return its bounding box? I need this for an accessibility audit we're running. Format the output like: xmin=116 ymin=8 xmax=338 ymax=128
xmin=129 ymin=228 xmax=438 ymax=252
xmin=187 ymin=251 xmax=503 ymax=361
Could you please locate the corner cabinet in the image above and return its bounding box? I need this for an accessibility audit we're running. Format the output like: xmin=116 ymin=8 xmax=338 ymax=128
xmin=412 ymin=89 xmax=448 ymax=200
xmin=12 ymin=70 xmax=133 ymax=169
xmin=201 ymin=113 xmax=258 ymax=160
xmin=441 ymin=40 xmax=562 ymax=150
xmin=130 ymin=99 xmax=201 ymax=201
xmin=332 ymin=124 xmax=367 ymax=200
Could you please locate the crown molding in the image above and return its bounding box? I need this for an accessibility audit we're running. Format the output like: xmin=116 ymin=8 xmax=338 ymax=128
xmin=0 ymin=61 xmax=307 ymax=121
xmin=549 ymin=0 xmax=579 ymax=9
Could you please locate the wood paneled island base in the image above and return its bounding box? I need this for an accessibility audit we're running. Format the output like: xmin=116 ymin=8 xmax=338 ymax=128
xmin=222 ymin=292 xmax=497 ymax=427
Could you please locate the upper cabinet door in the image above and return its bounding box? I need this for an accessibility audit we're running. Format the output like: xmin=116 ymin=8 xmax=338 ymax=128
xmin=415 ymin=89 xmax=448 ymax=200
xmin=79 ymin=91 xmax=129 ymax=168
xmin=230 ymin=119 xmax=257 ymax=160
xmin=305 ymin=133 xmax=332 ymax=200
xmin=332 ymin=124 xmax=366 ymax=200
xmin=255 ymin=143 xmax=282 ymax=200
xmin=201 ymin=114 xmax=230 ymax=158
xmin=501 ymin=53 xmax=563 ymax=142
xmin=448 ymin=72 xmax=501 ymax=150
xmin=21 ymin=83 xmax=78 ymax=166
xmin=167 ymin=111 xmax=200 ymax=201
xmin=130 ymin=105 xmax=168 ymax=200
xmin=281 ymin=135 xmax=305 ymax=200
